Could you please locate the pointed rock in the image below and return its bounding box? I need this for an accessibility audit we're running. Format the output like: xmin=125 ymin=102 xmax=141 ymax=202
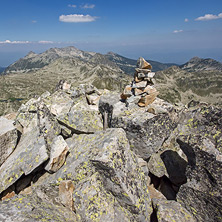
xmin=45 ymin=136 xmax=69 ymax=173
xmin=137 ymin=57 xmax=152 ymax=69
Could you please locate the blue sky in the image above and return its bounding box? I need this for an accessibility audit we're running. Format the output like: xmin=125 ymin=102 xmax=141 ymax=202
xmin=0 ymin=0 xmax=222 ymax=66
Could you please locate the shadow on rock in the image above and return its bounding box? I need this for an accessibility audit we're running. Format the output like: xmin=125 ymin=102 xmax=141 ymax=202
xmin=160 ymin=150 xmax=187 ymax=186
xmin=176 ymin=139 xmax=196 ymax=168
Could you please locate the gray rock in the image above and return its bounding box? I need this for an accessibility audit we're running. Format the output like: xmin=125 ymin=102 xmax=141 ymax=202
xmin=148 ymin=151 xmax=187 ymax=186
xmin=112 ymin=108 xmax=177 ymax=159
xmin=0 ymin=127 xmax=48 ymax=194
xmin=165 ymin=105 xmax=222 ymax=221
xmin=152 ymin=198 xmax=196 ymax=222
xmin=70 ymin=84 xmax=100 ymax=98
xmin=58 ymin=109 xmax=103 ymax=134
xmin=43 ymin=90 xmax=73 ymax=116
xmin=0 ymin=184 xmax=77 ymax=222
xmin=0 ymin=117 xmax=18 ymax=166
xmin=41 ymin=128 xmax=153 ymax=221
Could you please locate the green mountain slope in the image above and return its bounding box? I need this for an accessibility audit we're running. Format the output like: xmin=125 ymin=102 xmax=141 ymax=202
xmin=155 ymin=66 xmax=222 ymax=106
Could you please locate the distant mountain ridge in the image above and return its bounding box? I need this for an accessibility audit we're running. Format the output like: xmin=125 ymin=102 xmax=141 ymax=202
xmin=180 ymin=56 xmax=222 ymax=72
xmin=2 ymin=46 xmax=97 ymax=74
xmin=2 ymin=46 xmax=177 ymax=75
xmin=105 ymin=51 xmax=177 ymax=74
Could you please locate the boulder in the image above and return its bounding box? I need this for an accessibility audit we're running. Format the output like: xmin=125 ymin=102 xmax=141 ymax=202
xmin=147 ymin=151 xmax=187 ymax=186
xmin=45 ymin=135 xmax=69 ymax=173
xmin=58 ymin=109 xmax=103 ymax=134
xmin=163 ymin=104 xmax=222 ymax=221
xmin=176 ymin=146 xmax=222 ymax=222
xmin=112 ymin=106 xmax=177 ymax=159
xmin=0 ymin=117 xmax=18 ymax=166
xmin=55 ymin=80 xmax=71 ymax=91
xmin=43 ymin=90 xmax=73 ymax=116
xmin=0 ymin=127 xmax=48 ymax=194
xmin=148 ymin=184 xmax=166 ymax=200
xmin=152 ymin=198 xmax=196 ymax=222
xmin=0 ymin=184 xmax=77 ymax=222
xmin=41 ymin=128 xmax=153 ymax=221
xmin=70 ymin=84 xmax=100 ymax=99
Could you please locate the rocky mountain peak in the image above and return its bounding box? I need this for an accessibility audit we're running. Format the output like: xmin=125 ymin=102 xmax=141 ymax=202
xmin=25 ymin=51 xmax=37 ymax=59
xmin=180 ymin=56 xmax=222 ymax=72
xmin=0 ymin=76 xmax=221 ymax=221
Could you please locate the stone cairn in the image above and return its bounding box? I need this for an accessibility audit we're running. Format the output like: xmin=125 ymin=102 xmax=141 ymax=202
xmin=121 ymin=57 xmax=159 ymax=107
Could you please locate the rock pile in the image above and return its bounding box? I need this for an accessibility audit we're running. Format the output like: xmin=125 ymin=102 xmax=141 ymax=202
xmin=121 ymin=57 xmax=159 ymax=107
xmin=0 ymin=79 xmax=221 ymax=222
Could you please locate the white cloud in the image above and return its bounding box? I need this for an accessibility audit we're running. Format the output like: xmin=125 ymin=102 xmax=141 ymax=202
xmin=0 ymin=40 xmax=31 ymax=44
xmin=81 ymin=4 xmax=95 ymax=9
xmin=38 ymin=40 xmax=54 ymax=44
xmin=173 ymin=30 xmax=183 ymax=34
xmin=32 ymin=20 xmax=37 ymax=23
xmin=185 ymin=18 xmax=189 ymax=22
xmin=195 ymin=13 xmax=222 ymax=21
xmin=0 ymin=40 xmax=54 ymax=44
xmin=68 ymin=4 xmax=77 ymax=8
xmin=59 ymin=14 xmax=97 ymax=23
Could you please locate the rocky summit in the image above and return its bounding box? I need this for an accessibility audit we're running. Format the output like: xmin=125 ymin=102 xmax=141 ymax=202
xmin=0 ymin=59 xmax=221 ymax=222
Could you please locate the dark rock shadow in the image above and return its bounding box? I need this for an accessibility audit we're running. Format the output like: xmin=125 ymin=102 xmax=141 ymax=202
xmin=160 ymin=150 xmax=188 ymax=186
xmin=176 ymin=139 xmax=196 ymax=168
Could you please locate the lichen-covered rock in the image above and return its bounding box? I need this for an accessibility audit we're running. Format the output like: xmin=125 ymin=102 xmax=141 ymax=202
xmin=147 ymin=150 xmax=187 ymax=186
xmin=58 ymin=109 xmax=103 ymax=134
xmin=43 ymin=90 xmax=73 ymax=116
xmin=0 ymin=127 xmax=48 ymax=194
xmin=163 ymin=104 xmax=222 ymax=221
xmin=176 ymin=147 xmax=222 ymax=222
xmin=0 ymin=184 xmax=77 ymax=222
xmin=41 ymin=128 xmax=153 ymax=221
xmin=152 ymin=198 xmax=196 ymax=222
xmin=0 ymin=117 xmax=18 ymax=167
xmin=112 ymin=105 xmax=177 ymax=159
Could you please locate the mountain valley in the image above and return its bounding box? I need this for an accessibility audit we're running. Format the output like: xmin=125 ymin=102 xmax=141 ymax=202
xmin=0 ymin=46 xmax=221 ymax=116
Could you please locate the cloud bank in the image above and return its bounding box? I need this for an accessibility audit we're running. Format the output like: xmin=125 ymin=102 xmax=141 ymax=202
xmin=59 ymin=14 xmax=97 ymax=23
xmin=195 ymin=13 xmax=222 ymax=21
xmin=173 ymin=30 xmax=183 ymax=34
xmin=0 ymin=40 xmax=54 ymax=44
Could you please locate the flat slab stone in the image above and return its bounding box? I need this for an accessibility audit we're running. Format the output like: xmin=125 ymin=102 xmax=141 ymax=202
xmin=0 ymin=127 xmax=48 ymax=194
xmin=58 ymin=109 xmax=103 ymax=134
xmin=0 ymin=117 xmax=18 ymax=167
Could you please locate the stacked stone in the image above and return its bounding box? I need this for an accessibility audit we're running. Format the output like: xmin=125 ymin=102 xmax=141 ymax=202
xmin=121 ymin=57 xmax=159 ymax=107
